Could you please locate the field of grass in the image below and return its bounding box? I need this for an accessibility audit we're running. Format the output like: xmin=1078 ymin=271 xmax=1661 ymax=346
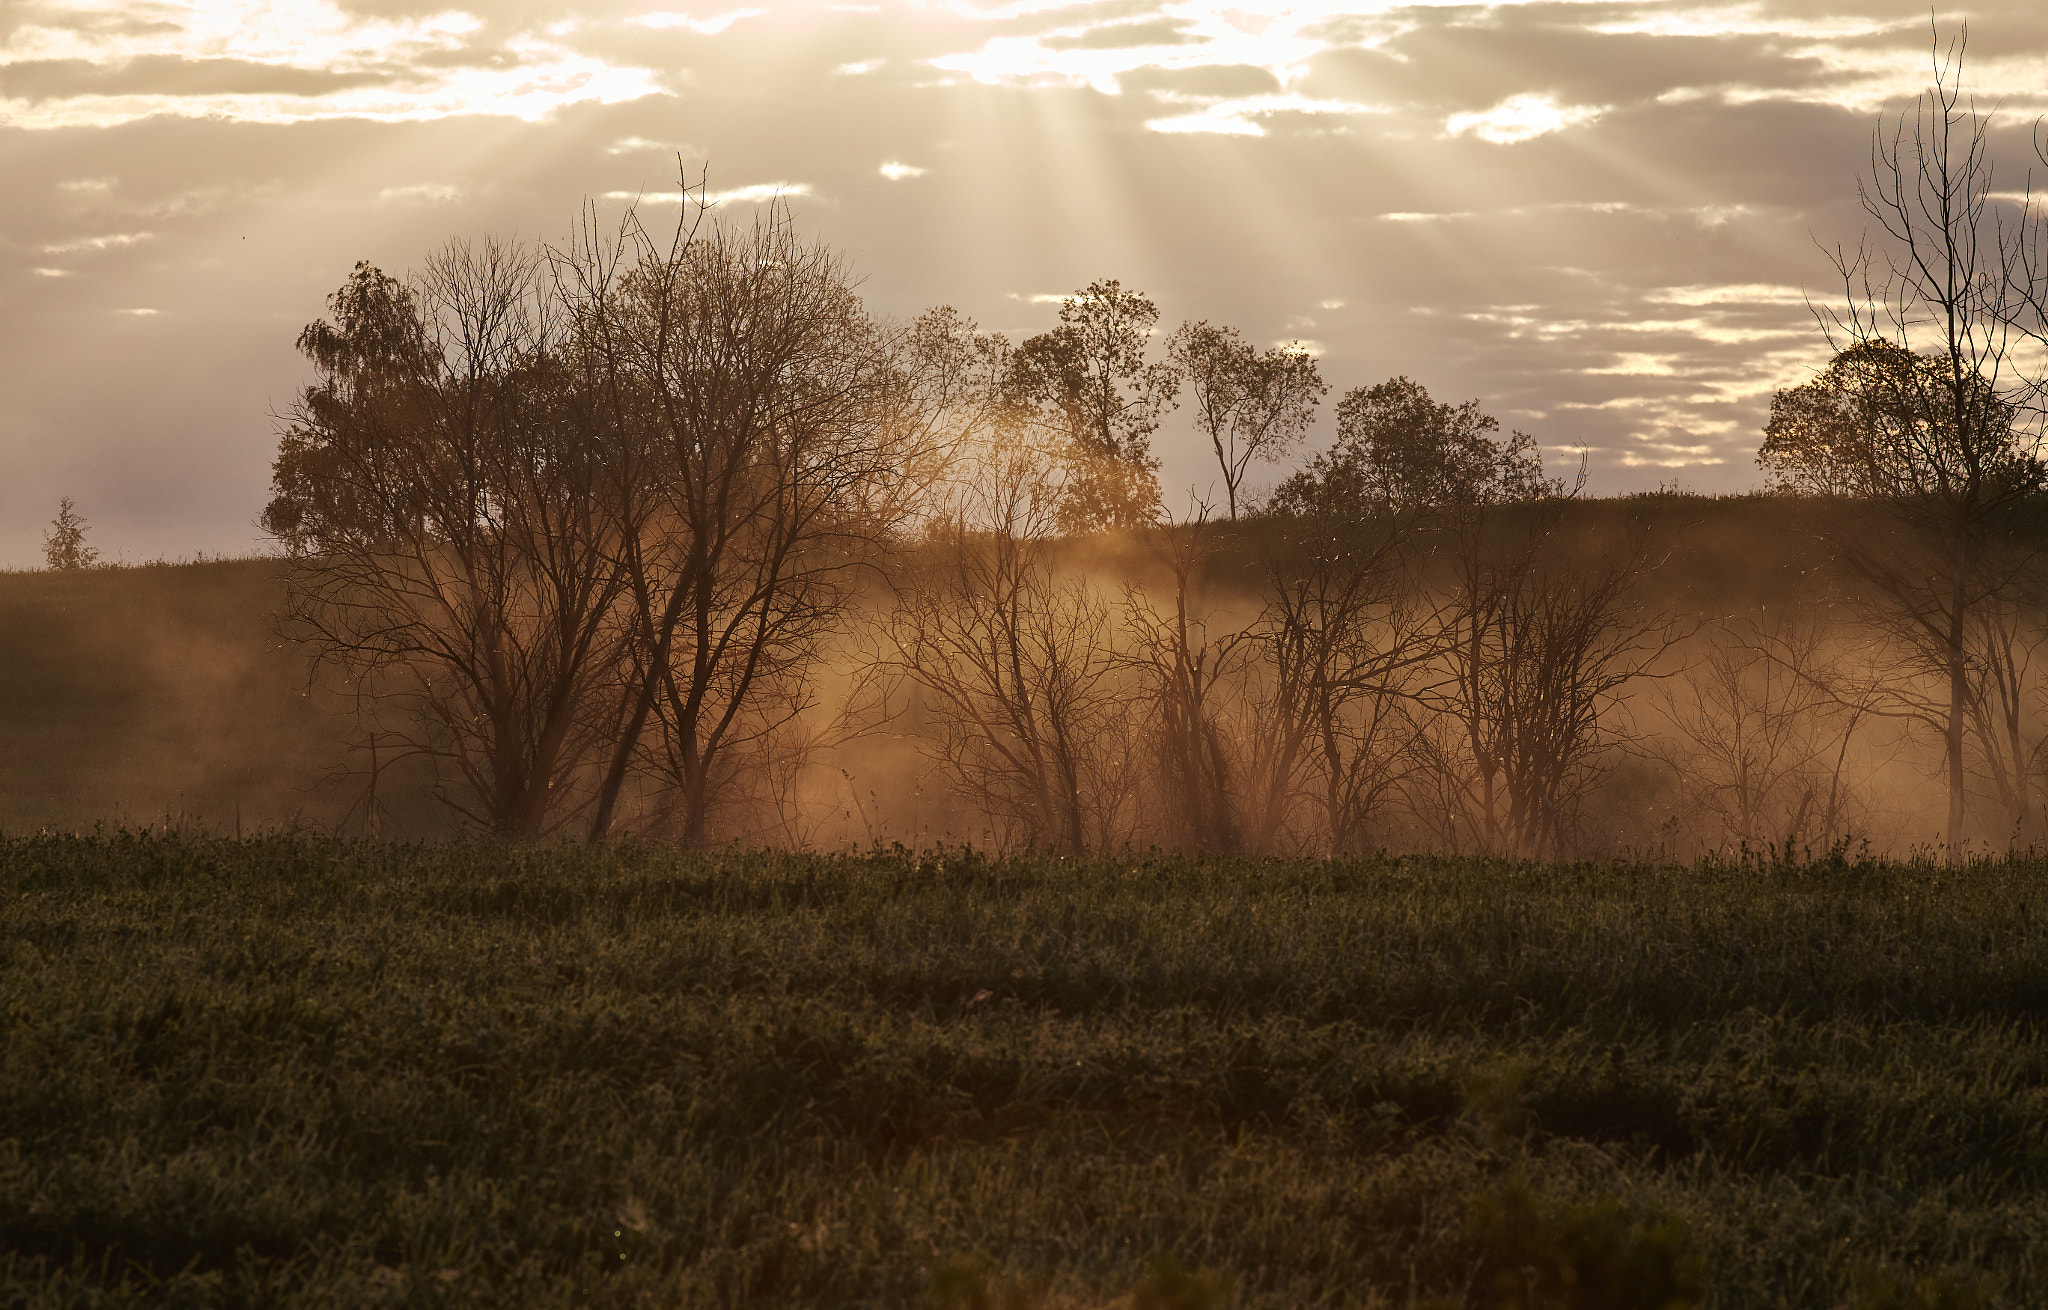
xmin=3 ymin=835 xmax=2045 ymax=1307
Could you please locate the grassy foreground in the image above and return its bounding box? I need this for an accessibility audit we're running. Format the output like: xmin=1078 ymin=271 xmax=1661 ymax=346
xmin=2 ymin=837 xmax=2045 ymax=1308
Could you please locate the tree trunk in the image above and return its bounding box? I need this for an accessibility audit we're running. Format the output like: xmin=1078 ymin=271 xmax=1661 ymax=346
xmin=1945 ymin=529 xmax=1969 ymax=860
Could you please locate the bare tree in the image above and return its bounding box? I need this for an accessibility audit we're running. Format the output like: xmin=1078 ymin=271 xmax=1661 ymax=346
xmin=1422 ymin=506 xmax=1676 ymax=859
xmin=1165 ymin=323 xmax=1324 ymax=519
xmin=1007 ymin=280 xmax=1179 ymax=533
xmin=1768 ymin=32 xmax=2048 ymax=856
xmin=1122 ymin=516 xmax=1244 ymax=851
xmin=882 ymin=438 xmax=1137 ymax=854
xmin=557 ymin=196 xmax=952 ymax=845
xmin=1230 ymin=514 xmax=1434 ymax=854
xmin=1798 ymin=578 xmax=2048 ymax=846
xmin=1960 ymin=594 xmax=2048 ymax=838
xmin=266 ymin=242 xmax=626 ymax=836
xmin=42 ymin=498 xmax=98 ymax=571
xmin=1652 ymin=609 xmax=1873 ymax=853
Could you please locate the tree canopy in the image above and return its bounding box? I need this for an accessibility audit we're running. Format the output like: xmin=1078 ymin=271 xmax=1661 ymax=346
xmin=1268 ymin=376 xmax=1552 ymax=518
xmin=1759 ymin=338 xmax=2041 ymax=506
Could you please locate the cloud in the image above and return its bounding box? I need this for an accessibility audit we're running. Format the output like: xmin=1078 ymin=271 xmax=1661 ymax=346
xmin=1376 ymin=202 xmax=1778 ymax=227
xmin=602 ymin=182 xmax=812 ymax=206
xmin=377 ymin=183 xmax=463 ymax=205
xmin=1647 ymin=284 xmax=1811 ymax=307
xmin=37 ymin=231 xmax=154 ymax=254
xmin=1145 ymin=90 xmax=1383 ymax=136
xmin=1655 ymin=43 xmax=2048 ymax=116
xmin=635 ymin=9 xmax=767 ymax=35
xmin=836 ymin=58 xmax=884 ymax=75
xmin=0 ymin=1 xmax=665 ymax=128
xmin=930 ymin=2 xmax=1333 ymax=96
xmin=608 ymin=136 xmax=702 ymax=155
xmin=1586 ymin=352 xmax=1684 ymax=376
xmin=1585 ymin=6 xmax=1906 ymax=40
xmin=1465 ymin=308 xmax=1803 ymax=347
xmin=1445 ymin=93 xmax=1605 ymax=145
xmin=2 ymin=0 xmax=482 ymax=67
xmin=878 ymin=161 xmax=927 ymax=180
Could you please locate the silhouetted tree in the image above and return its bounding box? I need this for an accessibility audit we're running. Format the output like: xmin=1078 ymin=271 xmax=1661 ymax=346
xmin=42 ymin=498 xmax=98 ymax=571
xmin=1419 ymin=505 xmax=1674 ymax=859
xmin=1766 ymin=33 xmax=2048 ymax=855
xmin=1241 ymin=513 xmax=1433 ymax=853
xmin=558 ymin=197 xmax=957 ymax=845
xmin=1269 ymin=376 xmax=1552 ymax=519
xmin=1165 ymin=322 xmax=1323 ymax=519
xmin=1123 ymin=517 xmax=1242 ymax=852
xmin=1007 ymin=280 xmax=1178 ymax=532
xmin=1652 ymin=609 xmax=1873 ymax=853
xmin=267 ymin=242 xmax=627 ymax=837
xmin=883 ymin=438 xmax=1137 ymax=853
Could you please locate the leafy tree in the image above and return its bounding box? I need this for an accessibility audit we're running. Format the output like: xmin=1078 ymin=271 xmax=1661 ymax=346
xmin=1760 ymin=339 xmax=2032 ymax=499
xmin=1165 ymin=322 xmax=1324 ymax=520
xmin=42 ymin=498 xmax=98 ymax=571
xmin=1269 ymin=376 xmax=1552 ymax=518
xmin=1007 ymin=280 xmax=1178 ymax=532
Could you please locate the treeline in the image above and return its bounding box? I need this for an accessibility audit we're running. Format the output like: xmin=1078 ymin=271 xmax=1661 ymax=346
xmin=270 ymin=99 xmax=2048 ymax=858
xmin=265 ymin=191 xmax=1660 ymax=855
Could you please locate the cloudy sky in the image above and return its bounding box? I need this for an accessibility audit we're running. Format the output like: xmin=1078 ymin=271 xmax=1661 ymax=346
xmin=4 ymin=0 xmax=2048 ymax=566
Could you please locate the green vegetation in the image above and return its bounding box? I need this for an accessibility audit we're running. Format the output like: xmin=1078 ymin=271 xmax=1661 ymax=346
xmin=4 ymin=834 xmax=2044 ymax=1306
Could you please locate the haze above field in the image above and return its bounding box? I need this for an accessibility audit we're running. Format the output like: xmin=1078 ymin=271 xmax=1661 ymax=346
xmin=4 ymin=0 xmax=2048 ymax=566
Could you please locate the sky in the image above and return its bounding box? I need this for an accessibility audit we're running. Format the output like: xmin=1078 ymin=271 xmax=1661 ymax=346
xmin=5 ymin=0 xmax=2048 ymax=566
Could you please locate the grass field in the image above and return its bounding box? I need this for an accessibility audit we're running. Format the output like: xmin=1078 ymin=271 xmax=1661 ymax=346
xmin=3 ymin=834 xmax=2045 ymax=1307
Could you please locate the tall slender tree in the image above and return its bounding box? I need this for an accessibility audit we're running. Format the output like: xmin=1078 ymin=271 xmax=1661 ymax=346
xmin=1166 ymin=322 xmax=1323 ymax=520
xmin=1764 ymin=31 xmax=2048 ymax=856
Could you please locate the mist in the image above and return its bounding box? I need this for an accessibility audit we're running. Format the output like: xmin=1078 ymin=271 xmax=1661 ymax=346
xmin=5 ymin=462 xmax=2033 ymax=864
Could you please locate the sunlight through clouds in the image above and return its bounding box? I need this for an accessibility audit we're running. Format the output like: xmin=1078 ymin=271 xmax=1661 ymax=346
xmin=11 ymin=0 xmax=2048 ymax=567
xmin=1445 ymin=93 xmax=1606 ymax=145
xmin=0 ymin=0 xmax=665 ymax=127
xmin=1146 ymin=92 xmax=1386 ymax=136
